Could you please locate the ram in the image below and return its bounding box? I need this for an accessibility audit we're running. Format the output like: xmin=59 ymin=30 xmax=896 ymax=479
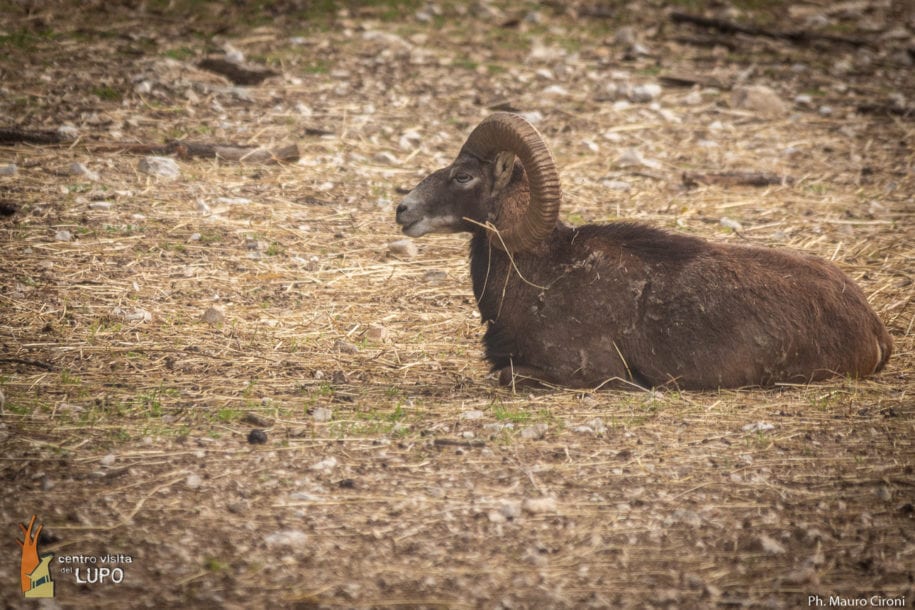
xmin=395 ymin=112 xmax=892 ymax=390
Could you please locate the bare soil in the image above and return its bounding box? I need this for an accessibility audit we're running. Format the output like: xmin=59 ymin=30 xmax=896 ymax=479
xmin=1 ymin=1 xmax=912 ymax=608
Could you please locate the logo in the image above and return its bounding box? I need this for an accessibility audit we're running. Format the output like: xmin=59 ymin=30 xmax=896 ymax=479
xmin=17 ymin=515 xmax=55 ymax=598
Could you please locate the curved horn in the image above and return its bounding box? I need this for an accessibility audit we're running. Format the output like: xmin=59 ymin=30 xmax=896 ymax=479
xmin=460 ymin=112 xmax=562 ymax=252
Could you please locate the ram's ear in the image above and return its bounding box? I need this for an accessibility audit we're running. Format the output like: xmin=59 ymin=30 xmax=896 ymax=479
xmin=491 ymin=151 xmax=515 ymax=196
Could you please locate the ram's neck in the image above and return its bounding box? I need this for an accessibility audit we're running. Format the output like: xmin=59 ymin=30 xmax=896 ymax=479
xmin=469 ymin=232 xmax=515 ymax=323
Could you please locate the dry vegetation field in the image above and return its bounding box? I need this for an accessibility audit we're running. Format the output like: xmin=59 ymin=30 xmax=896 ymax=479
xmin=1 ymin=1 xmax=912 ymax=608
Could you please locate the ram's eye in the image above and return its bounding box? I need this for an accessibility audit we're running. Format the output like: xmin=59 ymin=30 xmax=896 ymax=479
xmin=453 ymin=172 xmax=473 ymax=184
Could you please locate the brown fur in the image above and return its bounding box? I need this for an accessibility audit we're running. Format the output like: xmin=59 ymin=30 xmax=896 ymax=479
xmin=397 ymin=154 xmax=892 ymax=390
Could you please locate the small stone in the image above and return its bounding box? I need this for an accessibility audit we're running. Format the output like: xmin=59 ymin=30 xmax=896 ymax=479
xmin=138 ymin=156 xmax=180 ymax=180
xmin=587 ymin=418 xmax=606 ymax=434
xmin=201 ymin=307 xmax=224 ymax=325
xmin=311 ymin=407 xmax=333 ymax=422
xmin=522 ymin=496 xmax=558 ymax=514
xmin=69 ymin=162 xmax=99 ymax=181
xmin=720 ymin=217 xmax=743 ymax=232
xmin=614 ymin=26 xmax=637 ymax=47
xmin=630 ymin=83 xmax=662 ymax=102
xmin=460 ymin=410 xmax=484 ymax=420
xmin=731 ymin=85 xmax=787 ymax=117
xmin=617 ymin=148 xmax=661 ymax=169
xmin=488 ymin=510 xmax=506 ymax=523
xmin=54 ymin=230 xmax=72 ymax=242
xmin=758 ymin=534 xmax=786 ymax=555
xmin=500 ymin=501 xmax=522 ymax=520
xmin=310 ymin=456 xmax=338 ymax=471
xmin=373 ymin=151 xmax=400 ymax=165
xmin=57 ymin=125 xmax=79 ymax=140
xmin=742 ymin=421 xmax=775 ymax=432
xmin=247 ymin=429 xmax=268 ymax=444
xmin=520 ymin=423 xmax=548 ymax=440
xmin=366 ymin=324 xmax=388 ymax=341
xmin=99 ymin=454 xmax=116 ymax=467
xmin=388 ymin=239 xmax=418 ymax=258
xmin=186 ymin=473 xmax=203 ymax=489
xmin=519 ymin=111 xmax=543 ymax=124
xmin=189 ymin=233 xmax=201 ymax=241
xmin=423 ymin=270 xmax=448 ymax=282
xmin=334 ymin=339 xmax=359 ymax=354
xmin=112 ymin=307 xmax=152 ymax=322
xmin=265 ymin=529 xmax=309 ymax=549
xmin=542 ymin=84 xmax=569 ymax=97
xmin=223 ymin=43 xmax=245 ymax=64
xmin=88 ymin=201 xmax=112 ymax=210
xmin=0 ymin=163 xmax=16 ymax=176
xmin=245 ymin=238 xmax=268 ymax=251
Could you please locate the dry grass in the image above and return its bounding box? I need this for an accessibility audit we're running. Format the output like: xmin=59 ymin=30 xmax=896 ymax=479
xmin=1 ymin=1 xmax=913 ymax=608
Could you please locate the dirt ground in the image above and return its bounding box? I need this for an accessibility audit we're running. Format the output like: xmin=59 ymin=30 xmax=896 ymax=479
xmin=1 ymin=1 xmax=913 ymax=608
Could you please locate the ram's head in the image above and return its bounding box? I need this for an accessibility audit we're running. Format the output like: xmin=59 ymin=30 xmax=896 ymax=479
xmin=396 ymin=112 xmax=562 ymax=252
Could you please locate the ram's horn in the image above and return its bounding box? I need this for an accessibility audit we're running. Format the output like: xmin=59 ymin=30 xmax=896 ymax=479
xmin=460 ymin=112 xmax=562 ymax=252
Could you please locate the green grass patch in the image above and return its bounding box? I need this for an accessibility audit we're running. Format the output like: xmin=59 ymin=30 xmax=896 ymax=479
xmin=91 ymin=85 xmax=123 ymax=102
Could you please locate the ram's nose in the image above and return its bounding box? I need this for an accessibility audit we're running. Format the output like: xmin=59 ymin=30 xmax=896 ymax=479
xmin=395 ymin=191 xmax=419 ymax=225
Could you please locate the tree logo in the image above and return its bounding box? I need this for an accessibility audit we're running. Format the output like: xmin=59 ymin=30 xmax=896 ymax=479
xmin=17 ymin=515 xmax=55 ymax=598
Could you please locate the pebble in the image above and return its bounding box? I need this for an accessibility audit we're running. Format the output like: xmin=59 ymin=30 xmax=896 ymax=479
xmin=522 ymin=496 xmax=558 ymax=514
xmin=423 ymin=270 xmax=448 ymax=282
xmin=500 ymin=501 xmax=522 ymax=520
xmin=334 ymin=339 xmax=359 ymax=354
xmin=373 ymin=151 xmax=400 ymax=165
xmin=742 ymin=421 xmax=775 ymax=432
xmin=720 ymin=217 xmax=743 ymax=232
xmin=731 ymin=85 xmax=787 ymax=117
xmin=69 ymin=162 xmax=99 ymax=181
xmin=388 ymin=239 xmax=418 ymax=258
xmin=0 ymin=163 xmax=16 ymax=176
xmin=460 ymin=410 xmax=484 ymax=420
xmin=587 ymin=418 xmax=606 ymax=434
xmin=520 ymin=423 xmax=548 ymax=440
xmin=99 ymin=454 xmax=116 ymax=467
xmin=310 ymin=456 xmax=338 ymax=471
xmin=617 ymin=148 xmax=661 ymax=170
xmin=758 ymin=534 xmax=786 ymax=555
xmin=138 ymin=156 xmax=180 ymax=180
xmin=631 ymin=83 xmax=662 ymax=102
xmin=247 ymin=429 xmax=268 ymax=444
xmin=185 ymin=473 xmax=203 ymax=489
xmin=366 ymin=324 xmax=388 ymax=341
xmin=57 ymin=125 xmax=79 ymax=140
xmin=54 ymin=230 xmax=72 ymax=242
xmin=201 ymin=307 xmax=225 ymax=325
xmin=88 ymin=201 xmax=112 ymax=210
xmin=311 ymin=407 xmax=333 ymax=422
xmin=265 ymin=529 xmax=309 ymax=549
